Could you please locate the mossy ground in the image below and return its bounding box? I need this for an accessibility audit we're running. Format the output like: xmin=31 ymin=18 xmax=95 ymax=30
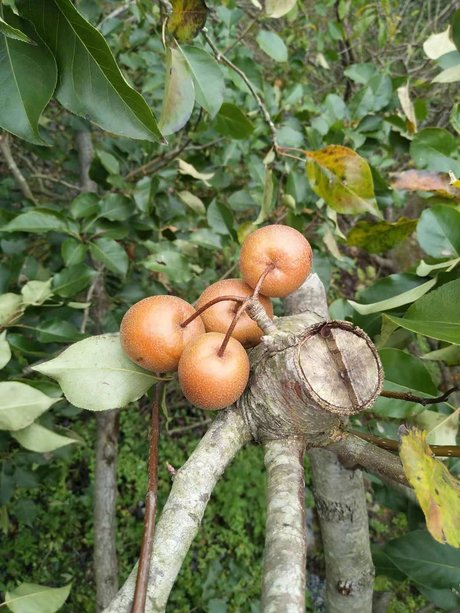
xmin=0 ymin=402 xmax=429 ymax=612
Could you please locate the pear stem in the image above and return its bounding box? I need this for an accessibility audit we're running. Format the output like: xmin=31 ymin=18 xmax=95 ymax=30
xmin=217 ymin=264 xmax=275 ymax=358
xmin=180 ymin=295 xmax=244 ymax=328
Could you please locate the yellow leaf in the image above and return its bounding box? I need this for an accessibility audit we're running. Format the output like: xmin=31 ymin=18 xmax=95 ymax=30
xmin=168 ymin=0 xmax=208 ymax=43
xmin=400 ymin=428 xmax=460 ymax=547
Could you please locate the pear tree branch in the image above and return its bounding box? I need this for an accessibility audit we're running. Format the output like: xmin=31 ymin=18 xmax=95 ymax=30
xmin=262 ymin=437 xmax=307 ymax=613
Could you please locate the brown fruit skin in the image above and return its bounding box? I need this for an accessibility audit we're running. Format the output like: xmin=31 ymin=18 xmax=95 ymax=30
xmin=240 ymin=225 xmax=313 ymax=298
xmin=178 ymin=332 xmax=250 ymax=410
xmin=196 ymin=279 xmax=273 ymax=346
xmin=120 ymin=295 xmax=205 ymax=373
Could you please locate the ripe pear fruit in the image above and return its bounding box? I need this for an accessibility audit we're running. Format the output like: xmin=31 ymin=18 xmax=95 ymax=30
xmin=120 ymin=295 xmax=205 ymax=372
xmin=178 ymin=332 xmax=250 ymax=410
xmin=196 ymin=278 xmax=273 ymax=346
xmin=240 ymin=225 xmax=313 ymax=297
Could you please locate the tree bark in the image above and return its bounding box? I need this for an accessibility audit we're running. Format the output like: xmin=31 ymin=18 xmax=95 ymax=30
xmin=104 ymin=407 xmax=251 ymax=613
xmin=284 ymin=276 xmax=375 ymax=613
xmin=262 ymin=437 xmax=307 ymax=613
xmin=310 ymin=449 xmax=374 ymax=612
xmin=95 ymin=410 xmax=120 ymax=611
xmin=76 ymin=130 xmax=119 ymax=611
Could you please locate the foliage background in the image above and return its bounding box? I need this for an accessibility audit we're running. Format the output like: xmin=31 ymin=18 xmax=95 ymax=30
xmin=1 ymin=0 xmax=460 ymax=611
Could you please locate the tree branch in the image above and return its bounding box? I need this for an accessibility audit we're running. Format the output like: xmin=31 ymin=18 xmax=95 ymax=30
xmin=380 ymin=386 xmax=460 ymax=406
xmin=76 ymin=130 xmax=119 ymax=611
xmin=104 ymin=406 xmax=251 ymax=613
xmin=202 ymin=31 xmax=279 ymax=151
xmin=328 ymin=434 xmax=408 ymax=487
xmin=0 ymin=132 xmax=36 ymax=203
xmin=262 ymin=437 xmax=307 ymax=613
xmin=94 ymin=410 xmax=120 ymax=611
xmin=351 ymin=429 xmax=460 ymax=458
xmin=309 ymin=448 xmax=374 ymax=613
xmin=284 ymin=277 xmax=374 ymax=613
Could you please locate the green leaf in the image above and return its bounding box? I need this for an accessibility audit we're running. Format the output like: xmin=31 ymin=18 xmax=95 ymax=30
xmin=254 ymin=168 xmax=274 ymax=225
xmin=21 ymin=279 xmax=53 ymax=306
xmin=410 ymin=128 xmax=460 ymax=176
xmin=35 ymin=320 xmax=84 ymax=344
xmin=415 ymin=409 xmax=459 ymax=446
xmin=19 ymin=0 xmax=163 ymax=143
xmin=400 ymin=430 xmax=460 ymax=547
xmin=207 ymin=201 xmax=234 ymax=236
xmin=33 ymin=334 xmax=156 ymax=411
xmin=374 ymin=348 xmax=438 ymax=418
xmin=349 ymin=277 xmax=436 ymax=315
xmin=5 ymin=582 xmax=72 ymax=613
xmin=347 ymin=218 xmax=417 ymax=254
xmin=61 ymin=238 xmax=87 ymax=267
xmin=452 ymin=9 xmax=460 ymax=53
xmin=144 ymin=246 xmax=194 ymax=283
xmin=383 ymin=530 xmax=460 ymax=590
xmin=11 ymin=423 xmax=78 ymax=453
xmin=451 ymin=102 xmax=460 ymax=135
xmin=349 ymin=74 xmax=393 ymax=118
xmin=214 ymin=103 xmax=254 ymax=140
xmin=0 ymin=331 xmax=11 ymax=370
xmin=70 ymin=193 xmax=99 ymax=219
xmin=159 ymin=47 xmax=195 ymax=136
xmin=0 ymin=382 xmax=60 ymax=431
xmin=265 ymin=0 xmax=297 ymax=18
xmin=432 ymin=64 xmax=460 ymax=84
xmin=306 ymin=145 xmax=380 ymax=217
xmin=99 ymin=194 xmax=132 ymax=222
xmin=1 ymin=209 xmax=70 ymax=234
xmin=0 ymin=15 xmax=34 ymax=44
xmin=422 ymin=344 xmax=460 ymax=366
xmin=416 ymin=258 xmax=460 ymax=277
xmin=387 ymin=279 xmax=460 ymax=344
xmin=256 ymin=30 xmax=288 ymax=62
xmin=168 ymin=0 xmax=208 ymax=43
xmin=52 ymin=264 xmax=97 ymax=298
xmin=417 ymin=205 xmax=460 ymax=258
xmin=97 ymin=150 xmax=120 ymax=175
xmin=177 ymin=190 xmax=206 ymax=215
xmin=90 ymin=238 xmax=129 ymax=276
xmin=0 ymin=7 xmax=57 ymax=144
xmin=372 ymin=547 xmax=406 ymax=581
xmin=0 ymin=293 xmax=24 ymax=326
xmin=180 ymin=45 xmax=224 ymax=117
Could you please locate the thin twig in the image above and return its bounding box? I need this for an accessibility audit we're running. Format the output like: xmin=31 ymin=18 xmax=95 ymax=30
xmin=30 ymin=173 xmax=81 ymax=192
xmin=222 ymin=18 xmax=257 ymax=54
xmin=97 ymin=1 xmax=134 ymax=29
xmin=0 ymin=133 xmax=36 ymax=203
xmin=131 ymin=383 xmax=163 ymax=613
xmin=202 ymin=31 xmax=278 ymax=150
xmin=380 ymin=386 xmax=460 ymax=406
xmin=126 ymin=110 xmax=204 ymax=181
xmin=80 ymin=273 xmax=102 ymax=333
xmin=350 ymin=430 xmax=460 ymax=458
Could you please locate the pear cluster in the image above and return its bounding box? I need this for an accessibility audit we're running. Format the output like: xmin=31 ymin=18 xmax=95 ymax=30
xmin=120 ymin=225 xmax=312 ymax=410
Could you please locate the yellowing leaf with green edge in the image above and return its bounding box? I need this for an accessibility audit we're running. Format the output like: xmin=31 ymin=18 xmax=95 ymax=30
xmin=347 ymin=218 xmax=417 ymax=254
xmin=168 ymin=0 xmax=208 ymax=43
xmin=400 ymin=428 xmax=460 ymax=547
xmin=305 ymin=145 xmax=381 ymax=217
